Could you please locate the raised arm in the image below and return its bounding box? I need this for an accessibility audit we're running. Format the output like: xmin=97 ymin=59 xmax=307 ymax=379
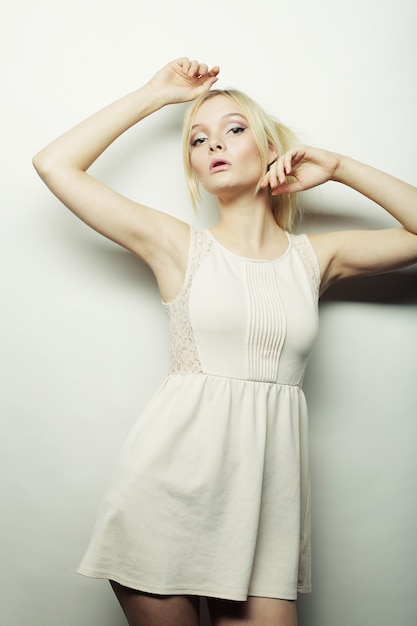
xmin=262 ymin=145 xmax=417 ymax=292
xmin=32 ymin=58 xmax=219 ymax=286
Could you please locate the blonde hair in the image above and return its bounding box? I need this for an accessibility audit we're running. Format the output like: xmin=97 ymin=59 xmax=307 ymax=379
xmin=182 ymin=89 xmax=302 ymax=232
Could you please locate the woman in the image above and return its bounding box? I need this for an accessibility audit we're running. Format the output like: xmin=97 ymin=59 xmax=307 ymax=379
xmin=33 ymin=57 xmax=417 ymax=626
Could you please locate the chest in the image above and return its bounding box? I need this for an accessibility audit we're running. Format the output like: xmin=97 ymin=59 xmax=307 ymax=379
xmin=185 ymin=245 xmax=319 ymax=382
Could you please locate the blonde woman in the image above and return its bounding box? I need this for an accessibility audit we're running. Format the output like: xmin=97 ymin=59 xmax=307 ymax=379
xmin=33 ymin=57 xmax=417 ymax=626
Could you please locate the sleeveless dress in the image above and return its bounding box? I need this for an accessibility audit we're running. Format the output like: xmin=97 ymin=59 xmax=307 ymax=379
xmin=78 ymin=226 xmax=321 ymax=601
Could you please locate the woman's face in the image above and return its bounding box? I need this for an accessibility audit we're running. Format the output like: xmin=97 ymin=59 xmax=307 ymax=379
xmin=189 ymin=95 xmax=268 ymax=199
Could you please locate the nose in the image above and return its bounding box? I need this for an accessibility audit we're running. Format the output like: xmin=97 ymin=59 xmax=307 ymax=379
xmin=209 ymin=140 xmax=223 ymax=152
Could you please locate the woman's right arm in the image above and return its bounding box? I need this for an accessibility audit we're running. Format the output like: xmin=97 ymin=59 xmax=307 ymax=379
xmin=32 ymin=58 xmax=219 ymax=274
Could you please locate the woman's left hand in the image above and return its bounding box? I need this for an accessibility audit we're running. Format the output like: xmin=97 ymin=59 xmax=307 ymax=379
xmin=261 ymin=145 xmax=341 ymax=196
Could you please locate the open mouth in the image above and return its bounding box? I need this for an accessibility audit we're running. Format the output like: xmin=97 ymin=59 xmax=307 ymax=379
xmin=210 ymin=159 xmax=230 ymax=171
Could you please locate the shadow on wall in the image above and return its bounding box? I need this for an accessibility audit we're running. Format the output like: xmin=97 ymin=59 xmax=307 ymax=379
xmin=322 ymin=270 xmax=417 ymax=305
xmin=303 ymin=206 xmax=417 ymax=305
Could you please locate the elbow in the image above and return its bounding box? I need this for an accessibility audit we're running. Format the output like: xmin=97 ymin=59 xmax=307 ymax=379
xmin=32 ymin=149 xmax=63 ymax=185
xmin=32 ymin=150 xmax=82 ymax=182
xmin=32 ymin=150 xmax=51 ymax=178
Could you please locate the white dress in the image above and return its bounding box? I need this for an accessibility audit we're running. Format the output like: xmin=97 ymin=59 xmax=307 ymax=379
xmin=78 ymin=226 xmax=321 ymax=601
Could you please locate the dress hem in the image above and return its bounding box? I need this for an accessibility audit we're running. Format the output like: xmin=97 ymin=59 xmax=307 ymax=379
xmin=77 ymin=567 xmax=310 ymax=601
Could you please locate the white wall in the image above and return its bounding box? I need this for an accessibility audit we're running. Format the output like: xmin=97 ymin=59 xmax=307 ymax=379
xmin=2 ymin=1 xmax=416 ymax=624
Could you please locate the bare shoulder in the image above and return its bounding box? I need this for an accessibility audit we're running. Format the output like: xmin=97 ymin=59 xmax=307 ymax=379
xmin=307 ymin=228 xmax=417 ymax=293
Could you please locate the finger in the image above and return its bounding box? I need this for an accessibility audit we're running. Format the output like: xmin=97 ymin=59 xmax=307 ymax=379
xmin=267 ymin=158 xmax=287 ymax=192
xmin=208 ymin=65 xmax=220 ymax=77
xmin=274 ymin=155 xmax=287 ymax=185
xmin=284 ymin=151 xmax=294 ymax=176
xmin=284 ymin=145 xmax=306 ymax=175
xmin=187 ymin=59 xmax=200 ymax=77
xmin=197 ymin=65 xmax=220 ymax=89
xmin=260 ymin=159 xmax=275 ymax=189
xmin=271 ymin=180 xmax=303 ymax=196
xmin=176 ymin=57 xmax=191 ymax=74
xmin=268 ymin=165 xmax=279 ymax=191
xmin=196 ymin=63 xmax=208 ymax=77
xmin=206 ymin=74 xmax=219 ymax=89
xmin=260 ymin=170 xmax=271 ymax=189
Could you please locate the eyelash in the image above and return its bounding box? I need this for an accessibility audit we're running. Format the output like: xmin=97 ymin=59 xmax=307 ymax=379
xmin=191 ymin=126 xmax=246 ymax=147
xmin=191 ymin=137 xmax=207 ymax=147
xmin=229 ymin=126 xmax=246 ymax=135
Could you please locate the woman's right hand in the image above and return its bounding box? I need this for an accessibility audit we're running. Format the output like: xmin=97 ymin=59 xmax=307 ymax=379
xmin=147 ymin=57 xmax=220 ymax=105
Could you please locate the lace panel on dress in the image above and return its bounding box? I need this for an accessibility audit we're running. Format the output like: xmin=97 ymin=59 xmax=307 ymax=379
xmin=290 ymin=234 xmax=321 ymax=298
xmin=162 ymin=227 xmax=212 ymax=374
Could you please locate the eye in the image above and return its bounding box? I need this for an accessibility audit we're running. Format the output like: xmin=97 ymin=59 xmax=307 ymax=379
xmin=191 ymin=136 xmax=208 ymax=147
xmin=228 ymin=126 xmax=246 ymax=136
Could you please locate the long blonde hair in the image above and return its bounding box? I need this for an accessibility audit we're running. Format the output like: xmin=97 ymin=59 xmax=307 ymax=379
xmin=182 ymin=89 xmax=302 ymax=232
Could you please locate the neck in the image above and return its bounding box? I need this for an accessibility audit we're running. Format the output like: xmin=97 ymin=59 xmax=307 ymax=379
xmin=211 ymin=192 xmax=286 ymax=258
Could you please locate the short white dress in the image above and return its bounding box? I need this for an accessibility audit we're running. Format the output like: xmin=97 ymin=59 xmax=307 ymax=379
xmin=78 ymin=226 xmax=321 ymax=601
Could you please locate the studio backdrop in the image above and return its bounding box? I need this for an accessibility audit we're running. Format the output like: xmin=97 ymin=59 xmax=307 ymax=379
xmin=2 ymin=0 xmax=416 ymax=624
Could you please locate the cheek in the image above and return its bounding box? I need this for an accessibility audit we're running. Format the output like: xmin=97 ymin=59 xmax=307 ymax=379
xmin=244 ymin=148 xmax=262 ymax=175
xmin=242 ymin=140 xmax=261 ymax=163
xmin=189 ymin=150 xmax=198 ymax=170
xmin=190 ymin=153 xmax=205 ymax=180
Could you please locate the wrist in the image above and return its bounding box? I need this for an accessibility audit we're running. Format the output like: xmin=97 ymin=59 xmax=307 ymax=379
xmin=331 ymin=154 xmax=350 ymax=184
xmin=137 ymin=82 xmax=170 ymax=112
xmin=144 ymin=79 xmax=180 ymax=110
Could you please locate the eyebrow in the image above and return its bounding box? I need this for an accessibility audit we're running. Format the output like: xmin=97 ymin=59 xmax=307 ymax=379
xmin=191 ymin=112 xmax=247 ymax=130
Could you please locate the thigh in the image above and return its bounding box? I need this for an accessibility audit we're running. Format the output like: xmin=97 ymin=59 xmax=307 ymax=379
xmin=110 ymin=581 xmax=200 ymax=626
xmin=207 ymin=596 xmax=298 ymax=626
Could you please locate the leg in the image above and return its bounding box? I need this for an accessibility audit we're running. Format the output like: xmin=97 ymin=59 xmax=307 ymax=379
xmin=110 ymin=580 xmax=200 ymax=626
xmin=207 ymin=596 xmax=298 ymax=626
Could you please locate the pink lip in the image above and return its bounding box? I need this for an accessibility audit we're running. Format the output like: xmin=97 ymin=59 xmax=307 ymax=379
xmin=210 ymin=158 xmax=230 ymax=172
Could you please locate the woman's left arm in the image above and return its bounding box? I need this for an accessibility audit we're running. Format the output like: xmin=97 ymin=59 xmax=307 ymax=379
xmin=335 ymin=155 xmax=417 ymax=232
xmin=263 ymin=146 xmax=417 ymax=292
